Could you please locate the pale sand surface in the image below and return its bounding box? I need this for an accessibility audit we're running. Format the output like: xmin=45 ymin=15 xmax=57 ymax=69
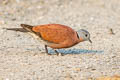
xmin=0 ymin=0 xmax=120 ymax=80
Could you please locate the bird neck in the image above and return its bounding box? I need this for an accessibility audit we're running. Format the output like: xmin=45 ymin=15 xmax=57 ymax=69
xmin=77 ymin=37 xmax=84 ymax=43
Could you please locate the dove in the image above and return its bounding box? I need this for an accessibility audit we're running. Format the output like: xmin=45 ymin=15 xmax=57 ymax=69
xmin=6 ymin=24 xmax=92 ymax=55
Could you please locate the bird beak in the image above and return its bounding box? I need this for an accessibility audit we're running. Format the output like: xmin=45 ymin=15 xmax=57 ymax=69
xmin=89 ymin=39 xmax=92 ymax=43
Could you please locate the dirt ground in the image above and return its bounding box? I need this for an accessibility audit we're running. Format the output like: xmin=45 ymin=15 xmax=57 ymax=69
xmin=0 ymin=0 xmax=120 ymax=80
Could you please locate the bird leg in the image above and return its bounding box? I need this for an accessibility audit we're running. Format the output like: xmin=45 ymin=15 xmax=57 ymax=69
xmin=54 ymin=49 xmax=59 ymax=56
xmin=45 ymin=45 xmax=63 ymax=56
xmin=45 ymin=45 xmax=51 ymax=55
xmin=54 ymin=49 xmax=65 ymax=56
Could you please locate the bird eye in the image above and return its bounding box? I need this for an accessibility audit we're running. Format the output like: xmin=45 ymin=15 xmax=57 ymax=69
xmin=85 ymin=34 xmax=88 ymax=37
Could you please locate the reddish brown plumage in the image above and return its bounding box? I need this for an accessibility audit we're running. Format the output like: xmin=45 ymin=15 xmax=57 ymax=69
xmin=31 ymin=24 xmax=82 ymax=48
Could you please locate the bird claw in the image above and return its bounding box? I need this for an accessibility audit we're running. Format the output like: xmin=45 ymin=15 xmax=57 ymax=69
xmin=47 ymin=53 xmax=52 ymax=55
xmin=56 ymin=53 xmax=65 ymax=56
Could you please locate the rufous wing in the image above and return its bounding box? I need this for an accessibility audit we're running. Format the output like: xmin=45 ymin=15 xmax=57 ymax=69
xmin=32 ymin=24 xmax=76 ymax=44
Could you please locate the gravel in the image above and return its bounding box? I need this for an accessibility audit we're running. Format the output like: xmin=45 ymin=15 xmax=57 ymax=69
xmin=0 ymin=0 xmax=120 ymax=80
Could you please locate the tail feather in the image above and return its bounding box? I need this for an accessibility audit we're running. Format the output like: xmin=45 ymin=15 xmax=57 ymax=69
xmin=5 ymin=28 xmax=28 ymax=32
xmin=20 ymin=24 xmax=34 ymax=32
xmin=5 ymin=24 xmax=34 ymax=32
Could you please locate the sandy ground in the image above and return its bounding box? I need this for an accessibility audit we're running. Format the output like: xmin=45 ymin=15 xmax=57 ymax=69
xmin=0 ymin=0 xmax=120 ymax=80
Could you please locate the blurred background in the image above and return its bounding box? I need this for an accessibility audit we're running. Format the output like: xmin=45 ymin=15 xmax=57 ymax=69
xmin=0 ymin=0 xmax=120 ymax=80
xmin=0 ymin=0 xmax=120 ymax=27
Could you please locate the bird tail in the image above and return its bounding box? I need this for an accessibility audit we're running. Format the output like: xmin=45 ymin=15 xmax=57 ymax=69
xmin=5 ymin=28 xmax=28 ymax=32
xmin=20 ymin=24 xmax=34 ymax=32
xmin=5 ymin=24 xmax=34 ymax=32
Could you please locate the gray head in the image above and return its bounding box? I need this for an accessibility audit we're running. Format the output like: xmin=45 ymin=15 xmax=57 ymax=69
xmin=77 ymin=29 xmax=92 ymax=43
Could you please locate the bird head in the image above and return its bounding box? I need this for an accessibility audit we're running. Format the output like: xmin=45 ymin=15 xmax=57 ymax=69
xmin=77 ymin=29 xmax=92 ymax=43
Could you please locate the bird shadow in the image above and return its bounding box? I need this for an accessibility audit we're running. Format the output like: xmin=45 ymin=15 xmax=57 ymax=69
xmin=48 ymin=48 xmax=104 ymax=55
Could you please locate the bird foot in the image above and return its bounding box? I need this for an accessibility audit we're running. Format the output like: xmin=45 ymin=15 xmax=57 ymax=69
xmin=56 ymin=53 xmax=65 ymax=56
xmin=47 ymin=53 xmax=52 ymax=55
